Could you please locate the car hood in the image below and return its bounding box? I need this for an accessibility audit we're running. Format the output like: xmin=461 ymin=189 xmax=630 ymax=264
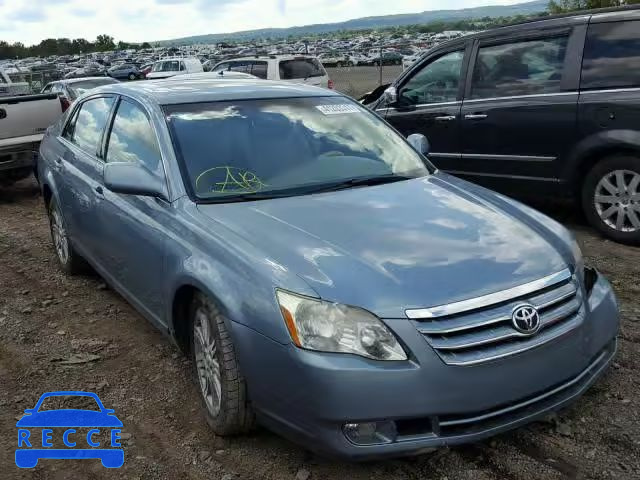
xmin=16 ymin=410 xmax=123 ymax=427
xmin=197 ymin=175 xmax=568 ymax=318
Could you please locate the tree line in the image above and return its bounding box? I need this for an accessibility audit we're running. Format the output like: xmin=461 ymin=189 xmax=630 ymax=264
xmin=0 ymin=35 xmax=152 ymax=60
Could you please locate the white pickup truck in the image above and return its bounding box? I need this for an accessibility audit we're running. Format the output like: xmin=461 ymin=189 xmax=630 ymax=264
xmin=0 ymin=94 xmax=63 ymax=185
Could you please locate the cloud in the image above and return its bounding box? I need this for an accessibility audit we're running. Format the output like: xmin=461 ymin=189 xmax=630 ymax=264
xmin=71 ymin=8 xmax=96 ymax=17
xmin=8 ymin=7 xmax=47 ymax=22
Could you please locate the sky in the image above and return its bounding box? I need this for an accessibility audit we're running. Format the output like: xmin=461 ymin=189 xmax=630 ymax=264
xmin=0 ymin=0 xmax=524 ymax=46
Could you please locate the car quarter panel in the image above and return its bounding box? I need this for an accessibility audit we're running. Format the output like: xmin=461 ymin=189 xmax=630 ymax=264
xmin=564 ymin=89 xmax=640 ymax=185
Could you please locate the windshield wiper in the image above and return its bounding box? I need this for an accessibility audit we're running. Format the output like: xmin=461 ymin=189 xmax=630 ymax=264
xmin=311 ymin=174 xmax=414 ymax=193
xmin=197 ymin=175 xmax=414 ymax=203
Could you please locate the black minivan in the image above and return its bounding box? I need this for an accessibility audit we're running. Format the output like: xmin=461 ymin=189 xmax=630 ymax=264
xmin=364 ymin=6 xmax=640 ymax=245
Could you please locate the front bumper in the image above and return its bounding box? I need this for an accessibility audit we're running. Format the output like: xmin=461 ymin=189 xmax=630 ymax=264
xmin=234 ymin=271 xmax=619 ymax=460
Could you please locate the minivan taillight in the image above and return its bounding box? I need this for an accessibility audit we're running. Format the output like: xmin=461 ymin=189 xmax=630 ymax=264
xmin=328 ymin=79 xmax=335 ymax=90
xmin=59 ymin=96 xmax=70 ymax=112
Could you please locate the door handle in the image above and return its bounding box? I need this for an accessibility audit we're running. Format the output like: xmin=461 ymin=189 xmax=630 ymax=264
xmin=434 ymin=115 xmax=456 ymax=122
xmin=464 ymin=114 xmax=488 ymax=120
xmin=95 ymin=186 xmax=104 ymax=195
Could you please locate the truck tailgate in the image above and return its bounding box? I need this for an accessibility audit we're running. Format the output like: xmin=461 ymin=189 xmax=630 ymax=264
xmin=0 ymin=94 xmax=62 ymax=142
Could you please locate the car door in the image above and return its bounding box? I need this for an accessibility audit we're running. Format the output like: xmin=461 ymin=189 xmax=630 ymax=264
xmin=382 ymin=46 xmax=469 ymax=170
xmin=99 ymin=97 xmax=169 ymax=323
xmin=57 ymin=96 xmax=116 ymax=260
xmin=456 ymin=26 xmax=584 ymax=193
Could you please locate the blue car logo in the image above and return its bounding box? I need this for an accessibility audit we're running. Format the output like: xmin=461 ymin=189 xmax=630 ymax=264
xmin=15 ymin=391 xmax=124 ymax=468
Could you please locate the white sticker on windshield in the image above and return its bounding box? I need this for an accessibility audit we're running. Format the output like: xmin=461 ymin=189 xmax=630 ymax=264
xmin=315 ymin=104 xmax=360 ymax=115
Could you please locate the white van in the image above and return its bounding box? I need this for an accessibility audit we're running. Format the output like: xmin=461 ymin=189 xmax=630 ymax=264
xmin=211 ymin=55 xmax=333 ymax=89
xmin=146 ymin=57 xmax=203 ymax=80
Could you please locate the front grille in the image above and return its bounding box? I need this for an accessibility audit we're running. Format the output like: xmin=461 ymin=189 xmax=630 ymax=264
xmin=411 ymin=271 xmax=583 ymax=366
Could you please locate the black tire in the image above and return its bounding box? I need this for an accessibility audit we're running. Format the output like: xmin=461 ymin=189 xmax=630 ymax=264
xmin=47 ymin=198 xmax=87 ymax=274
xmin=582 ymin=154 xmax=640 ymax=245
xmin=128 ymin=73 xmax=136 ymax=81
xmin=190 ymin=292 xmax=255 ymax=435
xmin=336 ymin=62 xmax=342 ymax=68
xmin=347 ymin=61 xmax=354 ymax=67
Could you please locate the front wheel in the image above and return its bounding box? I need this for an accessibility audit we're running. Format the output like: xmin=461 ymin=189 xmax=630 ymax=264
xmin=582 ymin=155 xmax=640 ymax=245
xmin=190 ymin=293 xmax=255 ymax=435
xmin=128 ymin=73 xmax=136 ymax=80
xmin=47 ymin=199 xmax=86 ymax=274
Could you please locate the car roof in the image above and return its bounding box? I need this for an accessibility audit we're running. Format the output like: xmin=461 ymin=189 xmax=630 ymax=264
xmin=179 ymin=72 xmax=258 ymax=80
xmin=94 ymin=78 xmax=340 ymax=105
xmin=54 ymin=76 xmax=116 ymax=85
xmin=218 ymin=55 xmax=318 ymax=62
xmin=433 ymin=4 xmax=639 ymax=50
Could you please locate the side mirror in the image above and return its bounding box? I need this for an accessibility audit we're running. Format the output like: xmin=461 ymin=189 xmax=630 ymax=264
xmin=104 ymin=162 xmax=167 ymax=200
xmin=23 ymin=409 xmax=35 ymax=415
xmin=407 ymin=133 xmax=430 ymax=156
xmin=383 ymin=85 xmax=398 ymax=105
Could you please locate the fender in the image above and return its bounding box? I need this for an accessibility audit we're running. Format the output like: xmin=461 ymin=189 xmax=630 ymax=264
xmin=563 ymin=129 xmax=640 ymax=186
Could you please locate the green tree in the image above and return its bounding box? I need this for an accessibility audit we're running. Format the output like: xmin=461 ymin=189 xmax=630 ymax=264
xmin=95 ymin=34 xmax=115 ymax=51
xmin=140 ymin=42 xmax=152 ymax=49
xmin=548 ymin=0 xmax=639 ymax=13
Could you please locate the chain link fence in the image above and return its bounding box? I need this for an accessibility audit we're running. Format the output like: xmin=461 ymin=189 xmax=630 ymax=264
xmin=310 ymin=42 xmax=427 ymax=98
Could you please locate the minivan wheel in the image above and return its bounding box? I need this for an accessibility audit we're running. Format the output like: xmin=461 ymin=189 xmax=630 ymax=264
xmin=582 ymin=155 xmax=640 ymax=245
xmin=47 ymin=199 xmax=87 ymax=274
xmin=190 ymin=292 xmax=255 ymax=435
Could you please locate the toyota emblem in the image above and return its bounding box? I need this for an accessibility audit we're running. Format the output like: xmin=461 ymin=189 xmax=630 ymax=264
xmin=512 ymin=304 xmax=541 ymax=335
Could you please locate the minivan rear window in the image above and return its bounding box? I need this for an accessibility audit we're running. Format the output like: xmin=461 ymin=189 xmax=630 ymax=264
xmin=581 ymin=21 xmax=640 ymax=90
xmin=279 ymin=58 xmax=325 ymax=79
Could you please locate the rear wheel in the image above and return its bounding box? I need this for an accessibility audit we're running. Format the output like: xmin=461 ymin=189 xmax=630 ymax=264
xmin=190 ymin=292 xmax=255 ymax=435
xmin=582 ymin=154 xmax=640 ymax=245
xmin=47 ymin=199 xmax=86 ymax=274
xmin=128 ymin=73 xmax=136 ymax=80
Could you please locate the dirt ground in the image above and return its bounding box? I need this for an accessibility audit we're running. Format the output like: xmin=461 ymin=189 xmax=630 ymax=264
xmin=0 ymin=178 xmax=638 ymax=480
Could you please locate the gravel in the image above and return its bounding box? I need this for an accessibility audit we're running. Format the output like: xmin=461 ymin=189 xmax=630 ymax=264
xmin=0 ymin=179 xmax=638 ymax=480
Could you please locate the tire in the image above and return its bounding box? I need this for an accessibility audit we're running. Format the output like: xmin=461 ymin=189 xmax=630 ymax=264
xmin=47 ymin=198 xmax=87 ymax=274
xmin=336 ymin=62 xmax=342 ymax=68
xmin=128 ymin=73 xmax=136 ymax=81
xmin=347 ymin=61 xmax=354 ymax=67
xmin=190 ymin=292 xmax=255 ymax=435
xmin=582 ymin=154 xmax=640 ymax=245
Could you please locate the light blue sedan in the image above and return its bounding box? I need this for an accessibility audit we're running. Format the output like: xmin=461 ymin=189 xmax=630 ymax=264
xmin=38 ymin=78 xmax=619 ymax=460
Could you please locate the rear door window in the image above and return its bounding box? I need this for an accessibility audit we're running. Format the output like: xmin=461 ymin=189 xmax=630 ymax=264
xmin=470 ymin=35 xmax=569 ymax=99
xmin=68 ymin=97 xmax=115 ymax=155
xmin=581 ymin=20 xmax=640 ymax=90
xmin=279 ymin=58 xmax=325 ymax=79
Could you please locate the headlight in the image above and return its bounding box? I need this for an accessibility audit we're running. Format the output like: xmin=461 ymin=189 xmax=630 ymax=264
xmin=276 ymin=290 xmax=407 ymax=361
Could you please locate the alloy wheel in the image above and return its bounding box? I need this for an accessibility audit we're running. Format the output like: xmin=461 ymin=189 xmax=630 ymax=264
xmin=594 ymin=169 xmax=640 ymax=232
xmin=193 ymin=309 xmax=222 ymax=416
xmin=51 ymin=208 xmax=69 ymax=265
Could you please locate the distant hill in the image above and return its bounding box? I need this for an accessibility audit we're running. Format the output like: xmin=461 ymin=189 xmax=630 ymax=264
xmin=156 ymin=0 xmax=547 ymax=45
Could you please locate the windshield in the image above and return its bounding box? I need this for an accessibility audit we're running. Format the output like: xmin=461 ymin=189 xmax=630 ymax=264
xmin=279 ymin=58 xmax=325 ymax=79
xmin=153 ymin=60 xmax=180 ymax=72
xmin=165 ymin=97 xmax=430 ymax=202
xmin=68 ymin=78 xmax=117 ymax=98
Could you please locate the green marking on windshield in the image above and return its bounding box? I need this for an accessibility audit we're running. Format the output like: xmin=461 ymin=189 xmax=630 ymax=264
xmin=195 ymin=166 xmax=268 ymax=195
